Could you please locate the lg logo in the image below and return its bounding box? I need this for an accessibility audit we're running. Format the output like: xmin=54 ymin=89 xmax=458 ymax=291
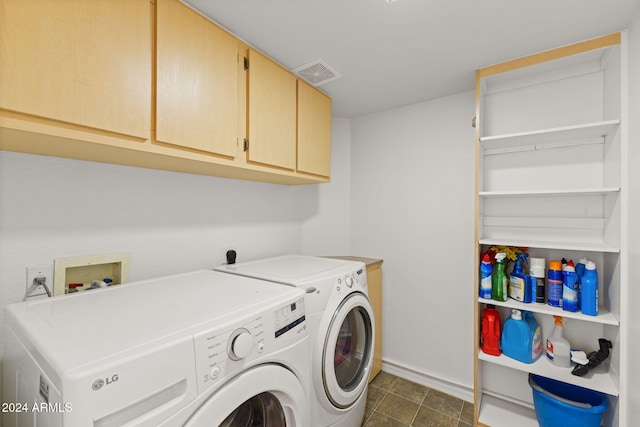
xmin=91 ymin=374 xmax=119 ymax=391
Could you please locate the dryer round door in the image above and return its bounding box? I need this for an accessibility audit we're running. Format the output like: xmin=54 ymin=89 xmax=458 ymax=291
xmin=322 ymin=292 xmax=374 ymax=409
xmin=185 ymin=364 xmax=308 ymax=426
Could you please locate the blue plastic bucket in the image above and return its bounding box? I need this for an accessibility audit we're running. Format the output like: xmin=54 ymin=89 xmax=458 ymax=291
xmin=529 ymin=374 xmax=607 ymax=427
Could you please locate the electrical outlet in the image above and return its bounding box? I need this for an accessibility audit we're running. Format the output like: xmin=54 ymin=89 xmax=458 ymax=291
xmin=26 ymin=264 xmax=53 ymax=298
xmin=220 ymin=246 xmax=238 ymax=265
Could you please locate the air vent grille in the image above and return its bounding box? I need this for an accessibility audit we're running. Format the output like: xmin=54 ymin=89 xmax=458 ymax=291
xmin=292 ymin=59 xmax=341 ymax=86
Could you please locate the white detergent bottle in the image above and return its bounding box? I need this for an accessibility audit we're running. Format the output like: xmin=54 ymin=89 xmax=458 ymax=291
xmin=546 ymin=316 xmax=571 ymax=368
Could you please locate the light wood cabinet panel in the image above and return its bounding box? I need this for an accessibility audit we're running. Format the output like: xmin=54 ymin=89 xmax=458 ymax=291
xmin=247 ymin=49 xmax=296 ymax=170
xmin=0 ymin=0 xmax=330 ymax=185
xmin=297 ymin=80 xmax=331 ymax=177
xmin=366 ymin=261 xmax=383 ymax=382
xmin=0 ymin=0 xmax=150 ymax=139
xmin=156 ymin=0 xmax=238 ymax=158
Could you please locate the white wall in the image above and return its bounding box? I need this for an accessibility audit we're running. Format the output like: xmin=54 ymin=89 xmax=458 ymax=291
xmin=0 ymin=120 xmax=352 ymax=410
xmin=349 ymin=91 xmax=476 ymax=394
xmin=300 ymin=118 xmax=352 ymax=256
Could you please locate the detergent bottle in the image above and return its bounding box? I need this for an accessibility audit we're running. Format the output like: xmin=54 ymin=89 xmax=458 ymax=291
xmin=546 ymin=316 xmax=571 ymax=368
xmin=562 ymin=260 xmax=579 ymax=312
xmin=501 ymin=309 xmax=541 ymax=364
xmin=479 ymin=254 xmax=493 ymax=300
xmin=523 ymin=311 xmax=543 ymax=361
xmin=509 ymin=253 xmax=531 ymax=303
xmin=492 ymin=253 xmax=508 ymax=302
xmin=481 ymin=305 xmax=501 ymax=356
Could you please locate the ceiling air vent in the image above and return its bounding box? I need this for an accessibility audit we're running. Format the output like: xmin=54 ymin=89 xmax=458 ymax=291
xmin=292 ymin=59 xmax=341 ymax=86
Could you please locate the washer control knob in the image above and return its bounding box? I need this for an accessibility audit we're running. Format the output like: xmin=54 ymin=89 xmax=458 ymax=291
xmin=345 ymin=276 xmax=354 ymax=287
xmin=228 ymin=328 xmax=253 ymax=360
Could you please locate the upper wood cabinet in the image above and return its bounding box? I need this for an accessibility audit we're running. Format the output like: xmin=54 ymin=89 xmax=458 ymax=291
xmin=297 ymin=80 xmax=331 ymax=177
xmin=0 ymin=0 xmax=151 ymax=139
xmin=246 ymin=48 xmax=297 ymax=170
xmin=156 ymin=0 xmax=238 ymax=158
xmin=0 ymin=0 xmax=330 ymax=185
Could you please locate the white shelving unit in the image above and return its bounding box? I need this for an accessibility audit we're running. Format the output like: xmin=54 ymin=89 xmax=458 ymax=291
xmin=473 ymin=33 xmax=627 ymax=427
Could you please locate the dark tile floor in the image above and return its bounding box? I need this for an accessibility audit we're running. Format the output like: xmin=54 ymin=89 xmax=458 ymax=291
xmin=362 ymin=372 xmax=473 ymax=427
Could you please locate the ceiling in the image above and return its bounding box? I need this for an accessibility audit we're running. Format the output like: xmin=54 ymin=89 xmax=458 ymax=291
xmin=183 ymin=0 xmax=640 ymax=118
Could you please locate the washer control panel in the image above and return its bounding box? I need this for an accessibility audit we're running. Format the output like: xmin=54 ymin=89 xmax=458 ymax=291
xmin=193 ymin=297 xmax=306 ymax=393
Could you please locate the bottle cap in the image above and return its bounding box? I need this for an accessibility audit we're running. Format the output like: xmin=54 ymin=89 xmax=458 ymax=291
xmin=579 ymin=258 xmax=589 ymax=265
xmin=553 ymin=315 xmax=564 ymax=326
xmin=549 ymin=260 xmax=562 ymax=270
xmin=511 ymin=309 xmax=522 ymax=320
xmin=564 ymin=260 xmax=575 ymax=272
xmin=495 ymin=252 xmax=507 ymax=262
xmin=586 ymin=261 xmax=597 ymax=270
xmin=482 ymin=254 xmax=491 ymax=263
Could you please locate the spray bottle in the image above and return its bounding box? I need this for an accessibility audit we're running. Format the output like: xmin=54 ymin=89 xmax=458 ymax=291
xmin=492 ymin=253 xmax=508 ymax=302
xmin=546 ymin=316 xmax=571 ymax=368
xmin=509 ymin=253 xmax=531 ymax=303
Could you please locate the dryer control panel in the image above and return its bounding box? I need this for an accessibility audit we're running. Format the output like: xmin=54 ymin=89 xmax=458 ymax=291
xmin=193 ymin=297 xmax=306 ymax=394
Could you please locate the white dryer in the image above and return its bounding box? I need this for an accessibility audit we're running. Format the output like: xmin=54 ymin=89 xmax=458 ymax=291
xmin=3 ymin=270 xmax=310 ymax=427
xmin=216 ymin=255 xmax=374 ymax=427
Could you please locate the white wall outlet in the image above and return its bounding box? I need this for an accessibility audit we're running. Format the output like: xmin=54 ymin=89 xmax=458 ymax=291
xmin=26 ymin=264 xmax=54 ymax=298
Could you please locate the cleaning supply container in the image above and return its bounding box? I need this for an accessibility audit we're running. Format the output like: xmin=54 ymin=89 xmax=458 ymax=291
xmin=562 ymin=260 xmax=579 ymax=312
xmin=501 ymin=309 xmax=541 ymax=363
xmin=546 ymin=316 xmax=571 ymax=368
xmin=581 ymin=261 xmax=599 ymax=316
xmin=529 ymin=374 xmax=607 ymax=427
xmin=530 ymin=257 xmax=546 ymax=304
xmin=547 ymin=260 xmax=563 ymax=308
xmin=492 ymin=252 xmax=508 ymax=302
xmin=509 ymin=253 xmax=531 ymax=303
xmin=479 ymin=253 xmax=493 ymax=299
xmin=481 ymin=305 xmax=501 ymax=356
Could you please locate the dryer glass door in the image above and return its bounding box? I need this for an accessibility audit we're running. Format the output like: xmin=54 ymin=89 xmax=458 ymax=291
xmin=323 ymin=292 xmax=374 ymax=409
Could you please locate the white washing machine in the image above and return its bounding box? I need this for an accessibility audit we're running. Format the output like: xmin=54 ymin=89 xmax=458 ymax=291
xmin=216 ymin=255 xmax=374 ymax=427
xmin=3 ymin=270 xmax=310 ymax=427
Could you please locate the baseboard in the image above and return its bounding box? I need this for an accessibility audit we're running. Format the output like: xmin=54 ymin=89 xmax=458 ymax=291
xmin=381 ymin=358 xmax=474 ymax=403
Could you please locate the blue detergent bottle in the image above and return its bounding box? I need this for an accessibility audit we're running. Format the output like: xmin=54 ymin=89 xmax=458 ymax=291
xmin=508 ymin=253 xmax=531 ymax=303
xmin=501 ymin=309 xmax=542 ymax=364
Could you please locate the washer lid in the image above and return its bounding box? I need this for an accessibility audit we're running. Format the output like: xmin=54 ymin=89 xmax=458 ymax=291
xmin=5 ymin=270 xmax=304 ymax=373
xmin=216 ymin=255 xmax=364 ymax=285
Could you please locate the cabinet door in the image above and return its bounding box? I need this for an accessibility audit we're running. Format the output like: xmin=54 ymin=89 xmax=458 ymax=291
xmin=297 ymin=80 xmax=331 ymax=177
xmin=247 ymin=49 xmax=296 ymax=170
xmin=156 ymin=0 xmax=238 ymax=158
xmin=0 ymin=0 xmax=150 ymax=139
